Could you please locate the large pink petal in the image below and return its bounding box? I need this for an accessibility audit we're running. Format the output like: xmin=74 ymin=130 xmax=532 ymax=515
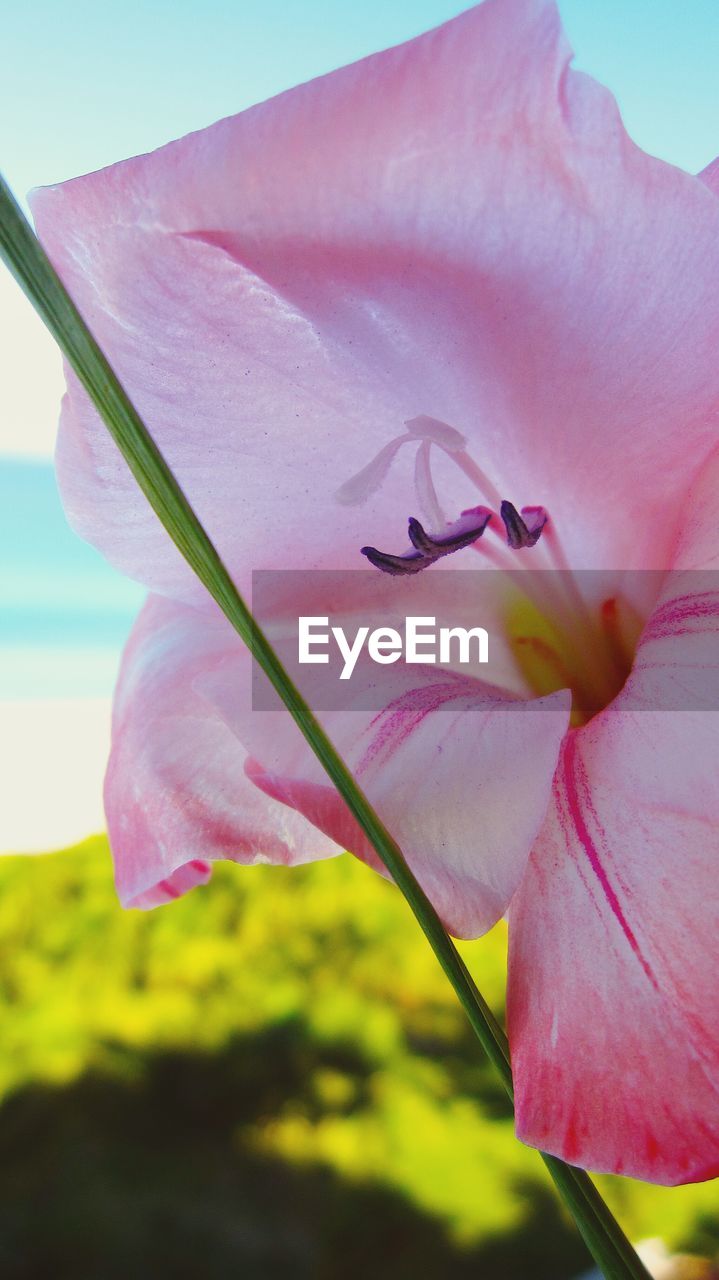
xmin=507 ymin=455 xmax=719 ymax=1182
xmin=508 ymin=720 xmax=719 ymax=1183
xmin=31 ymin=0 xmax=719 ymax=599
xmin=106 ymin=594 xmax=340 ymax=909
xmin=198 ymin=650 xmax=570 ymax=939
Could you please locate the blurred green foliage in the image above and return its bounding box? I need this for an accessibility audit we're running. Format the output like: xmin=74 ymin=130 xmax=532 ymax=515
xmin=0 ymin=838 xmax=717 ymax=1278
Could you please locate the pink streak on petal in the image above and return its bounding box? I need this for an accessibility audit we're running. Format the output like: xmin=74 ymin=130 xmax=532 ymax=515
xmin=508 ymin=712 xmax=719 ymax=1182
xmin=561 ymin=733 xmax=657 ymax=990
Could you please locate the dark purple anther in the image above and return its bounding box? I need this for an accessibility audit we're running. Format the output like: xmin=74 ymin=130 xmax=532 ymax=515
xmin=362 ymin=505 xmax=492 ymax=576
xmin=500 ymin=500 xmax=547 ymax=549
xmin=360 ymin=546 xmax=427 ymax=575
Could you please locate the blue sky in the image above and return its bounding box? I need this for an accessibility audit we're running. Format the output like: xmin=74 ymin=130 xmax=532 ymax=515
xmin=1 ymin=0 xmax=718 ymax=206
xmin=0 ymin=0 xmax=718 ymax=844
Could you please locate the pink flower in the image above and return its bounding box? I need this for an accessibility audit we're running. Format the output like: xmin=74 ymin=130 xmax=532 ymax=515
xmin=31 ymin=0 xmax=719 ymax=1183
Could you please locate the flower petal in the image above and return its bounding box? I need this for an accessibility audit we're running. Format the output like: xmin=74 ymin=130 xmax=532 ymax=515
xmin=199 ymin=651 xmax=570 ymax=939
xmin=507 ymin=452 xmax=719 ymax=1182
xmin=699 ymin=155 xmax=719 ymax=196
xmin=106 ymin=594 xmax=340 ymax=908
xmin=508 ymin=717 xmax=719 ymax=1182
xmin=31 ymin=0 xmax=719 ymax=596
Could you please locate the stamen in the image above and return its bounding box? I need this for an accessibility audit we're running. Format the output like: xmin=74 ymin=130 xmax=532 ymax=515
xmin=407 ymin=418 xmax=504 ymax=513
xmin=336 ymin=416 xmax=468 ymax=508
xmin=338 ymin=413 xmax=642 ymax=722
xmin=414 ymin=440 xmax=446 ymax=530
xmin=411 ymin=507 xmax=493 ymax=553
xmin=403 ymin=415 xmax=468 ymax=452
xmin=335 ymin=434 xmax=409 ymax=506
xmin=360 ymin=546 xmax=426 ymax=576
xmin=406 ymin=517 xmax=437 ymax=555
xmin=450 ymin=451 xmax=504 ymax=511
xmin=362 ymin=506 xmax=492 ymax=576
xmin=500 ymin=501 xmax=547 ymax=549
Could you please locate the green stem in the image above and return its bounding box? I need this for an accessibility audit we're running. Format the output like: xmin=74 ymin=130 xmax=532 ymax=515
xmin=0 ymin=173 xmax=652 ymax=1280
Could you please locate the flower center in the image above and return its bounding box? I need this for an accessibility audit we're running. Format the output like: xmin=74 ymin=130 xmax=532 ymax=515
xmin=336 ymin=415 xmax=640 ymax=724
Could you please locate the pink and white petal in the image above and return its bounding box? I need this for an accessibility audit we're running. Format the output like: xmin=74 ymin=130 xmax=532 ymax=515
xmin=32 ymin=0 xmax=719 ymax=595
xmin=199 ymin=652 xmax=570 ymax=939
xmin=662 ymin=442 xmax=719 ymax=575
xmin=508 ymin=717 xmax=719 ymax=1183
xmin=621 ymin=444 xmax=719 ymax=713
xmin=507 ymin=456 xmax=719 ymax=1182
xmin=49 ymin=240 xmax=430 ymax=602
xmin=107 ymin=594 xmax=340 ymax=909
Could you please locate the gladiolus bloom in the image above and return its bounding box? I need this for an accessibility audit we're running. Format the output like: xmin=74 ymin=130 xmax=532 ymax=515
xmin=32 ymin=0 xmax=719 ymax=1183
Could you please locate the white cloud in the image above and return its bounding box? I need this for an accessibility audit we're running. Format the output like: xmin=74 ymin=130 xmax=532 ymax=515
xmin=0 ymin=699 xmax=109 ymax=852
xmin=0 ymin=268 xmax=65 ymax=458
